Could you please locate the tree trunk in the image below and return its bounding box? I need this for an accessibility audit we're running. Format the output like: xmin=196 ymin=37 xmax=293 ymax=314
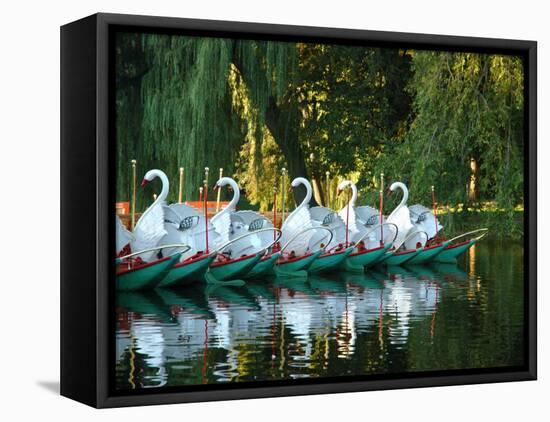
xmin=265 ymin=97 xmax=318 ymax=206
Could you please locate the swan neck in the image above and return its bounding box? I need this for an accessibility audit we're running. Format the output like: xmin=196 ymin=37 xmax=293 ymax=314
xmin=349 ymin=184 xmax=358 ymax=207
xmin=226 ymin=179 xmax=240 ymax=211
xmin=141 ymin=171 xmax=169 ymax=220
xmin=295 ymin=179 xmax=312 ymax=210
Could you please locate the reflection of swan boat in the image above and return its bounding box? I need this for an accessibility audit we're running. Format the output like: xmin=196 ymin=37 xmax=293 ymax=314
xmin=339 ymin=271 xmax=384 ymax=289
xmin=308 ymin=274 xmax=347 ymax=293
xmin=155 ymin=286 xmax=213 ymax=318
xmin=116 ymin=290 xmax=174 ymax=322
xmin=429 ymin=262 xmax=468 ymax=279
xmin=206 ymin=285 xmax=261 ymax=310
xmin=116 ymin=251 xmax=183 ymax=291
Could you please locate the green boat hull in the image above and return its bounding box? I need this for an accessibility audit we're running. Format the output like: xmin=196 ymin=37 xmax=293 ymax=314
xmin=308 ymin=247 xmax=353 ymax=273
xmin=274 ymin=250 xmax=323 ymax=277
xmin=341 ymin=243 xmax=393 ymax=272
xmin=433 ymin=239 xmax=477 ymax=263
xmin=157 ymin=254 xmax=215 ymax=287
xmin=407 ymin=241 xmax=450 ymax=265
xmin=245 ymin=252 xmax=281 ymax=278
xmin=207 ymin=253 xmax=263 ymax=281
xmin=382 ymin=248 xmax=421 ymax=266
xmin=116 ymin=253 xmax=181 ymax=291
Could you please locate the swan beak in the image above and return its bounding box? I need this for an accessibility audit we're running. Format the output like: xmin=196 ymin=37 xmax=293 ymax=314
xmin=386 ymin=188 xmax=393 ymax=196
xmin=141 ymin=179 xmax=149 ymax=188
xmin=212 ymin=184 xmax=219 ymax=191
xmin=336 ymin=189 xmax=342 ymax=197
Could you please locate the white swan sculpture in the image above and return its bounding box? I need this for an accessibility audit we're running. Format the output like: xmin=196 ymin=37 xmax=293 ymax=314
xmin=337 ymin=180 xmax=394 ymax=249
xmin=161 ymin=203 xmax=219 ymax=261
xmin=211 ymin=177 xmax=274 ymax=258
xmin=387 ymin=181 xmax=427 ymax=250
xmin=115 ymin=169 xmax=169 ymax=262
xmin=116 ymin=215 xmax=134 ymax=255
xmin=409 ymin=203 xmax=443 ymax=241
xmin=280 ymin=177 xmax=331 ymax=255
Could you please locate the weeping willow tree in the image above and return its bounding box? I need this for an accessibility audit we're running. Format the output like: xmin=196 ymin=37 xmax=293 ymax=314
xmin=375 ymin=51 xmax=524 ymax=236
xmin=115 ymin=32 xmax=303 ymax=210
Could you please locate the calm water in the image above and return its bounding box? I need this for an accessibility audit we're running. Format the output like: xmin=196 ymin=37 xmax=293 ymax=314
xmin=115 ymin=240 xmax=524 ymax=390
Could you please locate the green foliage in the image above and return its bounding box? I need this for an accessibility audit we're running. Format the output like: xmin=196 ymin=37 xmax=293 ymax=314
xmin=115 ymin=33 xmax=524 ymax=236
xmin=375 ymin=51 xmax=524 ymax=212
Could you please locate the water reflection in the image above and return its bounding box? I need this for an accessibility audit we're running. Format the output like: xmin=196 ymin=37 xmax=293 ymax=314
xmin=115 ymin=240 xmax=524 ymax=390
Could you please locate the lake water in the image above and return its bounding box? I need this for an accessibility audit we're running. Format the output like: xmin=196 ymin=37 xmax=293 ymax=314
xmin=115 ymin=239 xmax=525 ymax=390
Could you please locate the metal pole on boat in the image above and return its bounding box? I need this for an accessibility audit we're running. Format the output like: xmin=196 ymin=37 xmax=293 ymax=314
xmin=216 ymin=168 xmax=223 ymax=212
xmin=380 ymin=173 xmax=384 ymax=245
xmin=273 ymin=186 xmax=277 ymax=241
xmin=345 ymin=188 xmax=350 ymax=246
xmin=432 ymin=185 xmax=439 ymax=242
xmin=131 ymin=159 xmax=137 ymax=230
xmin=281 ymin=167 xmax=286 ymax=224
xmin=325 ymin=171 xmax=330 ymax=208
xmin=204 ymin=168 xmax=210 ymax=254
xmin=178 ymin=167 xmax=184 ymax=204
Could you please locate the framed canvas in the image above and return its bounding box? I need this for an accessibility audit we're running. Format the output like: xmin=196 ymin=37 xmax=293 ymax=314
xmin=60 ymin=13 xmax=537 ymax=408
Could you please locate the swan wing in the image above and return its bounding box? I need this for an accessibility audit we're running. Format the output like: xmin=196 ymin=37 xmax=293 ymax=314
xmin=409 ymin=204 xmax=443 ymax=240
xmin=161 ymin=204 xmax=218 ymax=259
xmin=387 ymin=205 xmax=414 ymax=250
xmin=233 ymin=210 xmax=275 ymax=255
xmin=211 ymin=210 xmax=232 ymax=251
xmin=355 ymin=205 xmax=388 ymax=247
xmin=132 ymin=202 xmax=167 ymax=261
xmin=338 ymin=204 xmax=358 ymax=236
xmin=311 ymin=206 xmax=347 ymax=247
xmin=116 ymin=215 xmax=134 ymax=255
xmin=280 ymin=205 xmax=314 ymax=256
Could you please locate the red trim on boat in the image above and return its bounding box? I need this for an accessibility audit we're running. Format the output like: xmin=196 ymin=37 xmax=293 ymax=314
xmin=173 ymin=253 xmax=212 ymax=268
xmin=349 ymin=244 xmax=384 ymax=257
xmin=116 ymin=256 xmax=172 ymax=276
xmin=320 ymin=248 xmax=348 ymax=258
xmin=444 ymin=240 xmax=471 ymax=250
xmin=210 ymin=253 xmax=257 ymax=268
xmin=423 ymin=243 xmax=445 ymax=251
xmin=278 ymin=252 xmax=313 ymax=265
xmin=392 ymin=248 xmax=417 ymax=256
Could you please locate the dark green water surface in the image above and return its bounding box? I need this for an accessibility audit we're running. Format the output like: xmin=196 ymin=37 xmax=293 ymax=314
xmin=115 ymin=239 xmax=524 ymax=390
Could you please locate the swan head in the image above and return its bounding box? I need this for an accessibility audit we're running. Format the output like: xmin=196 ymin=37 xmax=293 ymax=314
xmin=141 ymin=169 xmax=166 ymax=187
xmin=213 ymin=176 xmax=237 ymax=191
xmin=388 ymin=181 xmax=407 ymax=195
xmin=291 ymin=177 xmax=309 ymax=188
xmin=336 ymin=180 xmax=353 ymax=196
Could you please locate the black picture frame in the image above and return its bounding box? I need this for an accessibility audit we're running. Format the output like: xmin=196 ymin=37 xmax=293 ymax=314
xmin=60 ymin=12 xmax=537 ymax=408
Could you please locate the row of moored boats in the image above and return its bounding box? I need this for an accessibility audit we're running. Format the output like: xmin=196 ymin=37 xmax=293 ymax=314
xmin=116 ymin=169 xmax=487 ymax=290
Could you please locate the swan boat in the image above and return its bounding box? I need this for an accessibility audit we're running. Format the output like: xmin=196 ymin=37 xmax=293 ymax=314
xmin=275 ymin=177 xmax=335 ymax=277
xmin=378 ymin=181 xmax=444 ymax=266
xmin=336 ymin=180 xmax=398 ymax=272
xmin=115 ymin=169 xmax=188 ymax=291
xmin=306 ymin=179 xmax=355 ymax=273
xmin=433 ymin=228 xmax=489 ymax=263
xmin=207 ymin=177 xmax=281 ymax=284
xmin=156 ymin=202 xmax=220 ymax=287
